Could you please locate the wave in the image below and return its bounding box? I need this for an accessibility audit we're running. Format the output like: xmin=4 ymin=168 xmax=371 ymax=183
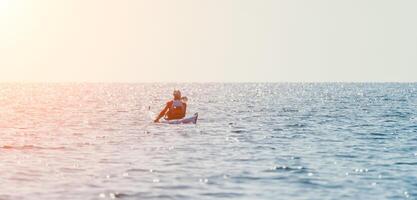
xmin=1 ymin=145 xmax=66 ymax=150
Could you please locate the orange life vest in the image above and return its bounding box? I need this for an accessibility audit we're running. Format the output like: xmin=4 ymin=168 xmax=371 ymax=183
xmin=165 ymin=100 xmax=186 ymax=120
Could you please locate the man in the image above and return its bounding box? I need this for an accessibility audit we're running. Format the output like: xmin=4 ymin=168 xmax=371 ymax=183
xmin=154 ymin=90 xmax=187 ymax=122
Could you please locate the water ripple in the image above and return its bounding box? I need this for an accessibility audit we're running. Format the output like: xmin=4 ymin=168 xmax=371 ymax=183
xmin=0 ymin=83 xmax=416 ymax=199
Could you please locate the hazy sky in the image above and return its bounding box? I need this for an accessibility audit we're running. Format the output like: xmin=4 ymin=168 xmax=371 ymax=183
xmin=1 ymin=0 xmax=416 ymax=82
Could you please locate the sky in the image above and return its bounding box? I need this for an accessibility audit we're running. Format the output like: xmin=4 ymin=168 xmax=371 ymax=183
xmin=0 ymin=0 xmax=416 ymax=82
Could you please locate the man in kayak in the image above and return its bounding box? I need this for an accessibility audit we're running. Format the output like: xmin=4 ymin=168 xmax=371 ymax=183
xmin=154 ymin=90 xmax=187 ymax=122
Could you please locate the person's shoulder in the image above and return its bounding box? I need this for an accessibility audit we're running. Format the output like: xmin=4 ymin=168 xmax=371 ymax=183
xmin=166 ymin=100 xmax=173 ymax=105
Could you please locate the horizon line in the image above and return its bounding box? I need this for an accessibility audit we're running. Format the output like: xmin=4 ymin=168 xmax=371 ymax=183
xmin=0 ymin=81 xmax=416 ymax=84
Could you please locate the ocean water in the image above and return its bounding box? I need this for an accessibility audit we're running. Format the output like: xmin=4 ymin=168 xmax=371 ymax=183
xmin=0 ymin=83 xmax=416 ymax=200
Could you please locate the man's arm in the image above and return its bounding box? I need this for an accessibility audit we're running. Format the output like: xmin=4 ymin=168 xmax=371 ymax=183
xmin=154 ymin=103 xmax=169 ymax=122
xmin=182 ymin=103 xmax=187 ymax=118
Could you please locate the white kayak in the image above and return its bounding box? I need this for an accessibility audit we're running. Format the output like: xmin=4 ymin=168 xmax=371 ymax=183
xmin=161 ymin=113 xmax=198 ymax=124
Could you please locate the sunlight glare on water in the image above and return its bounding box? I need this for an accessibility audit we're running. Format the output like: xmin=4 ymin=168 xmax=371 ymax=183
xmin=0 ymin=83 xmax=416 ymax=199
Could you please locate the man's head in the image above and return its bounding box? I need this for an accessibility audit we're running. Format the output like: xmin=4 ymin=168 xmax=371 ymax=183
xmin=173 ymin=90 xmax=181 ymax=99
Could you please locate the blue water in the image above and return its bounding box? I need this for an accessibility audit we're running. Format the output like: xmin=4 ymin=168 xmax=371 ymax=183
xmin=0 ymin=83 xmax=416 ymax=199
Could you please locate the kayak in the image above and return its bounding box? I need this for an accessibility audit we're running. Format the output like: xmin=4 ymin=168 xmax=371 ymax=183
xmin=161 ymin=113 xmax=198 ymax=124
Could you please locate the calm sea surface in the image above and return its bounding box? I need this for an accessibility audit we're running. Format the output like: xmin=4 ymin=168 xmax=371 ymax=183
xmin=0 ymin=83 xmax=416 ymax=200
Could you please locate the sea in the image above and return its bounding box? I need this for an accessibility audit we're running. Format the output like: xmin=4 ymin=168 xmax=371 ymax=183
xmin=0 ymin=83 xmax=416 ymax=200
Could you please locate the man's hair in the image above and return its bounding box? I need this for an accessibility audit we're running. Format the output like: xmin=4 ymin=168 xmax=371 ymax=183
xmin=173 ymin=90 xmax=181 ymax=99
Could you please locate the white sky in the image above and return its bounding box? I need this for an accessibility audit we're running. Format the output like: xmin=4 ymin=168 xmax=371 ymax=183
xmin=1 ymin=0 xmax=416 ymax=82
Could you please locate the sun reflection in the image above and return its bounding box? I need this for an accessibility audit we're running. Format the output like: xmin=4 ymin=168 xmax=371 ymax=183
xmin=0 ymin=0 xmax=12 ymax=14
